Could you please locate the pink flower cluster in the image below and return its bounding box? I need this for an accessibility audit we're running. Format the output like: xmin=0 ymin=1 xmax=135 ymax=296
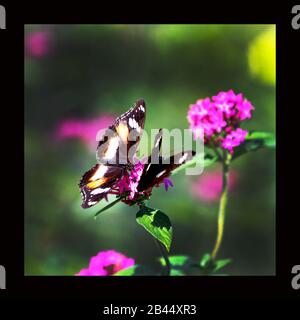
xmin=187 ymin=90 xmax=254 ymax=153
xmin=117 ymin=161 xmax=145 ymax=200
xmin=76 ymin=250 xmax=135 ymax=276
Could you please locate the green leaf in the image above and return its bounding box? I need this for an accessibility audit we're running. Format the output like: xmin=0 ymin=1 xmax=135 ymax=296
xmin=159 ymin=255 xmax=197 ymax=275
xmin=136 ymin=205 xmax=172 ymax=251
xmin=159 ymin=255 xmax=195 ymax=268
xmin=233 ymin=131 xmax=275 ymax=160
xmin=200 ymin=253 xmax=213 ymax=269
xmin=94 ymin=196 xmax=125 ymax=218
xmin=199 ymin=253 xmax=232 ymax=274
xmin=113 ymin=264 xmax=153 ymax=276
xmin=213 ymin=259 xmax=231 ymax=272
xmin=172 ymin=152 xmax=217 ymax=175
xmin=170 ymin=269 xmax=185 ymax=276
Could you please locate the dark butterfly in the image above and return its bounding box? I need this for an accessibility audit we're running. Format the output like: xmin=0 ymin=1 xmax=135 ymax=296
xmin=79 ymin=100 xmax=195 ymax=208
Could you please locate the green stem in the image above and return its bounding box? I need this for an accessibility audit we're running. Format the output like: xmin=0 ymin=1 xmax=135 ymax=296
xmin=155 ymin=239 xmax=171 ymax=276
xmin=211 ymin=152 xmax=232 ymax=260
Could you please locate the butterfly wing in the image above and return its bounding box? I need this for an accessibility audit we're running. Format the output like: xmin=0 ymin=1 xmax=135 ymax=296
xmin=138 ymin=129 xmax=195 ymax=192
xmin=137 ymin=151 xmax=195 ymax=193
xmin=96 ymin=99 xmax=146 ymax=165
xmin=150 ymin=128 xmax=163 ymax=163
xmin=79 ymin=164 xmax=124 ymax=208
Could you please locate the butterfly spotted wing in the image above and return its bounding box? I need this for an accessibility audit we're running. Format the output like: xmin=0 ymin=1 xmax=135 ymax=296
xmin=137 ymin=129 xmax=195 ymax=193
xmin=96 ymin=99 xmax=146 ymax=165
xmin=79 ymin=164 xmax=124 ymax=208
xmin=80 ymin=99 xmax=146 ymax=208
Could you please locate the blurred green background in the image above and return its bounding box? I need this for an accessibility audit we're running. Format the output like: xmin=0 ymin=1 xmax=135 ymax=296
xmin=24 ymin=24 xmax=275 ymax=275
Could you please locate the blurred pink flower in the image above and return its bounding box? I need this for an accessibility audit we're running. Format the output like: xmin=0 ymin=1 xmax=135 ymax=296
xmin=191 ymin=168 xmax=238 ymax=202
xmin=56 ymin=114 xmax=114 ymax=151
xmin=25 ymin=31 xmax=52 ymax=58
xmin=76 ymin=250 xmax=135 ymax=276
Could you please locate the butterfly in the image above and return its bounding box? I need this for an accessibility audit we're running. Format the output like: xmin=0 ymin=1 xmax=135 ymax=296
xmin=79 ymin=99 xmax=195 ymax=208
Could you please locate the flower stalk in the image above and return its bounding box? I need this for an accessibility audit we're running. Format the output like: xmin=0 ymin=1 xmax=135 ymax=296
xmin=211 ymin=151 xmax=232 ymax=260
xmin=155 ymin=239 xmax=171 ymax=276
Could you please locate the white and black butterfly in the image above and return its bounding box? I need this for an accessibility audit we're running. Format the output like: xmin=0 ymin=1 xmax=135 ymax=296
xmin=79 ymin=99 xmax=195 ymax=208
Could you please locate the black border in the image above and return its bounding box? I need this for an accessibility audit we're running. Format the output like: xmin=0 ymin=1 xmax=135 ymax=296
xmin=1 ymin=2 xmax=299 ymax=303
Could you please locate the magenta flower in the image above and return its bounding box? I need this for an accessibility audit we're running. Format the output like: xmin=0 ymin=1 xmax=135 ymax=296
xmin=25 ymin=31 xmax=52 ymax=58
xmin=76 ymin=250 xmax=135 ymax=276
xmin=56 ymin=115 xmax=115 ymax=151
xmin=116 ymin=161 xmax=145 ymax=200
xmin=191 ymin=168 xmax=237 ymax=202
xmin=236 ymin=100 xmax=254 ymax=121
xmin=187 ymin=90 xmax=254 ymax=153
xmin=221 ymin=128 xmax=248 ymax=153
